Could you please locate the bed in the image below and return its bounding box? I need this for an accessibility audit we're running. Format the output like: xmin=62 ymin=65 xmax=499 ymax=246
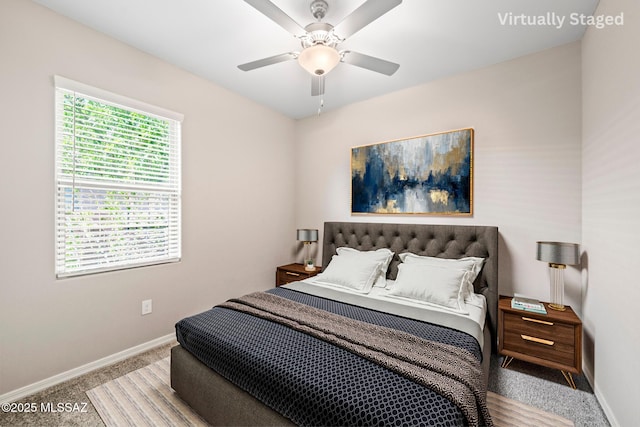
xmin=171 ymin=222 xmax=498 ymax=426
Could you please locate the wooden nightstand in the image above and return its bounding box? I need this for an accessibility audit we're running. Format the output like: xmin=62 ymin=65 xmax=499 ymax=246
xmin=276 ymin=263 xmax=322 ymax=287
xmin=498 ymin=296 xmax=582 ymax=388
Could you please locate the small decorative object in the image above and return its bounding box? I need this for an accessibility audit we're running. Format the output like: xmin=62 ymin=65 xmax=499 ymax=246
xmin=305 ymin=258 xmax=315 ymax=270
xmin=536 ymin=241 xmax=580 ymax=311
xmin=297 ymin=229 xmax=319 ymax=271
xmin=351 ymin=128 xmax=473 ymax=215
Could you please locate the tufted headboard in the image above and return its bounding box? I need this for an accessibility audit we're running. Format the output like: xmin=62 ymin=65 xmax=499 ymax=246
xmin=322 ymin=222 xmax=499 ymax=353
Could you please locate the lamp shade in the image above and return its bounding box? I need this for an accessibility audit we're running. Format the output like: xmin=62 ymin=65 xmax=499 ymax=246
xmin=297 ymin=45 xmax=340 ymax=76
xmin=297 ymin=229 xmax=318 ymax=242
xmin=536 ymin=241 xmax=579 ymax=265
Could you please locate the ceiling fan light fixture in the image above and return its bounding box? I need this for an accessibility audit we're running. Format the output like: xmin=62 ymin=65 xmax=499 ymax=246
xmin=297 ymin=44 xmax=340 ymax=76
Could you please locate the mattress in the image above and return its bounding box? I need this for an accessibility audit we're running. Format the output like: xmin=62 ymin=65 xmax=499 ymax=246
xmin=175 ymin=285 xmax=490 ymax=426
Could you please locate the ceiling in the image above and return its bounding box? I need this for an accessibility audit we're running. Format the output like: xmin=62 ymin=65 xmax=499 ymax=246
xmin=34 ymin=0 xmax=599 ymax=119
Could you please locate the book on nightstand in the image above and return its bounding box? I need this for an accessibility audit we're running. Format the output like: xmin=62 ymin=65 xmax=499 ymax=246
xmin=511 ymin=294 xmax=547 ymax=314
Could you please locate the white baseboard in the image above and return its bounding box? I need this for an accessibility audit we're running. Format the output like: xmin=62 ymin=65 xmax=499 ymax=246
xmin=594 ymin=384 xmax=619 ymax=427
xmin=583 ymin=362 xmax=617 ymax=426
xmin=0 ymin=333 xmax=176 ymax=405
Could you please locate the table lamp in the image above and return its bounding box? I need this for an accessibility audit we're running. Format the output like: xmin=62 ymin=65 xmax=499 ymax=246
xmin=297 ymin=229 xmax=318 ymax=271
xmin=536 ymin=241 xmax=580 ymax=311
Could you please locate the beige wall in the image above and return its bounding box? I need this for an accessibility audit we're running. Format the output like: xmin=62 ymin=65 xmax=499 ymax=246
xmin=295 ymin=42 xmax=583 ymax=311
xmin=0 ymin=0 xmax=296 ymax=395
xmin=582 ymin=0 xmax=640 ymax=424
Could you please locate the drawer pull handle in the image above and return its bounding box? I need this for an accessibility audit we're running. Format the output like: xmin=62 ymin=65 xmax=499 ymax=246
xmin=521 ymin=335 xmax=554 ymax=346
xmin=285 ymin=272 xmax=301 ymax=277
xmin=522 ymin=317 xmax=554 ymax=326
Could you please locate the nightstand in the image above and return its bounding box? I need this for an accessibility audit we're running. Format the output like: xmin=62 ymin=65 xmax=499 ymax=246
xmin=498 ymin=296 xmax=582 ymax=388
xmin=276 ymin=263 xmax=322 ymax=287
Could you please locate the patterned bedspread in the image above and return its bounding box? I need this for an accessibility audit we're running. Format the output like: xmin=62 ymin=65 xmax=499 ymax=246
xmin=175 ymin=287 xmax=489 ymax=426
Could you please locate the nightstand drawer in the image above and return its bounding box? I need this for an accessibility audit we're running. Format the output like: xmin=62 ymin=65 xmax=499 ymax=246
xmin=277 ymin=269 xmax=305 ymax=285
xmin=276 ymin=263 xmax=322 ymax=286
xmin=503 ymin=312 xmax=575 ymax=346
xmin=502 ymin=328 xmax=576 ymax=368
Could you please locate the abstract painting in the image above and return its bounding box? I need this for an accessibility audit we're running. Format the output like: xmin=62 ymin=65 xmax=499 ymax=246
xmin=351 ymin=128 xmax=473 ymax=215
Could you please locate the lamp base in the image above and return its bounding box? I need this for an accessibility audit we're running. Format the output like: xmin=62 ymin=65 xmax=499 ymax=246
xmin=548 ymin=263 xmax=567 ymax=312
xmin=548 ymin=303 xmax=566 ymax=311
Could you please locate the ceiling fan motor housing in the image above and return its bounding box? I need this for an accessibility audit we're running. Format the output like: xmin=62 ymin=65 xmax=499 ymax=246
xmin=301 ymin=22 xmax=338 ymax=48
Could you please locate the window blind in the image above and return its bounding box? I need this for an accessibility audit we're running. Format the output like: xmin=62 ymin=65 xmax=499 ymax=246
xmin=54 ymin=76 xmax=182 ymax=278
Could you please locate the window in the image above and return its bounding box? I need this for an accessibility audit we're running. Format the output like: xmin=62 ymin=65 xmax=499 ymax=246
xmin=54 ymin=76 xmax=182 ymax=278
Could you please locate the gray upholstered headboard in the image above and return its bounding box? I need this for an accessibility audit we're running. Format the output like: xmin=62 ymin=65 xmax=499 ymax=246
xmin=322 ymin=222 xmax=499 ymax=353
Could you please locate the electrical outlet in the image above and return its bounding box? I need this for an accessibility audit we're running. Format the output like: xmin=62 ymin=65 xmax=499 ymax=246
xmin=141 ymin=299 xmax=152 ymax=315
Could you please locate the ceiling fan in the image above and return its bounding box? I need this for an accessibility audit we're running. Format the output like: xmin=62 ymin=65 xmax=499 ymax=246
xmin=238 ymin=0 xmax=402 ymax=97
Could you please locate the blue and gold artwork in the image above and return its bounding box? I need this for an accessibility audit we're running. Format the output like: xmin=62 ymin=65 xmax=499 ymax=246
xmin=351 ymin=128 xmax=473 ymax=215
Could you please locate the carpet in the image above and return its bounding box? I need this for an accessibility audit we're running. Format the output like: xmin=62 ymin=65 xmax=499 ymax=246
xmin=87 ymin=358 xmax=574 ymax=427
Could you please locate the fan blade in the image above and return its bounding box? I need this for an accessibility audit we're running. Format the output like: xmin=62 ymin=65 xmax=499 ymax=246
xmin=244 ymin=0 xmax=306 ymax=37
xmin=238 ymin=52 xmax=296 ymax=71
xmin=333 ymin=0 xmax=402 ymax=39
xmin=311 ymin=75 xmax=325 ymax=96
xmin=341 ymin=51 xmax=399 ymax=76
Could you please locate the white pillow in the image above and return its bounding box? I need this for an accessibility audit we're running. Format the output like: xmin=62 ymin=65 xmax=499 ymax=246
xmin=313 ymin=254 xmax=382 ymax=294
xmin=387 ymin=263 xmax=470 ymax=312
xmin=336 ymin=247 xmax=394 ymax=288
xmin=398 ymin=253 xmax=484 ymax=299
